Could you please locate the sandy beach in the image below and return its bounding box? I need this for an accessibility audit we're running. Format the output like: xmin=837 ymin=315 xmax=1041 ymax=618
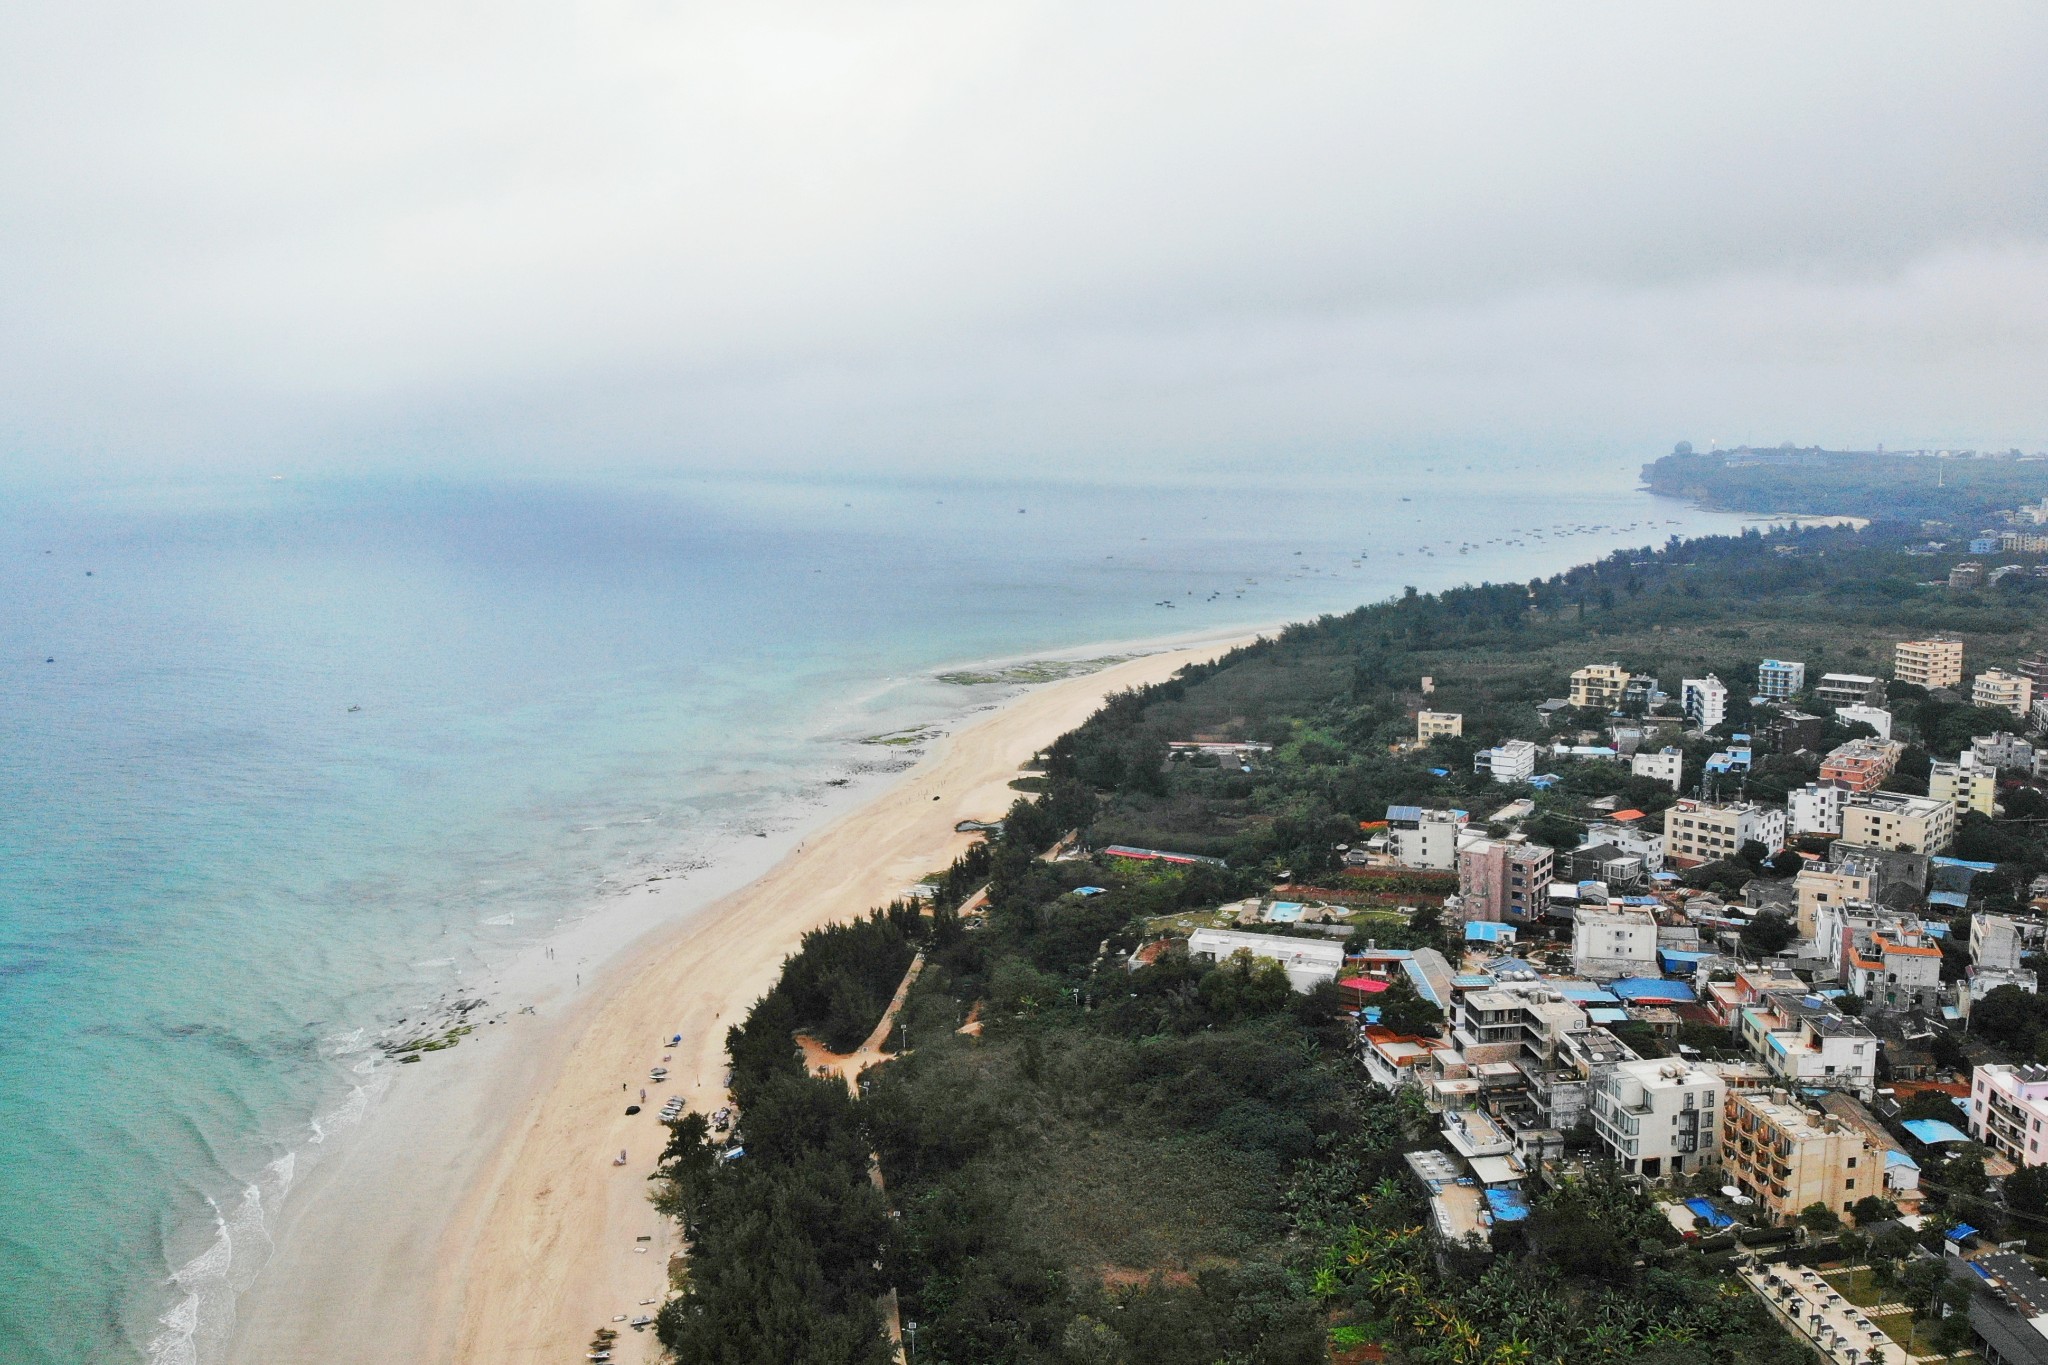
xmin=228 ymin=633 xmax=1254 ymax=1365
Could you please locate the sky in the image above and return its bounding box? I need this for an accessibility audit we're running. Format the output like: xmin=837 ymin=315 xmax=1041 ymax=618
xmin=2 ymin=1 xmax=2046 ymax=482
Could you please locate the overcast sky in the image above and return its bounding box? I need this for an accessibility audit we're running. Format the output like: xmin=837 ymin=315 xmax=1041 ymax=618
xmin=3 ymin=2 xmax=2045 ymax=481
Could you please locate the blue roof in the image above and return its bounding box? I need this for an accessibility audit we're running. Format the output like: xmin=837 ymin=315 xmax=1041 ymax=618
xmin=1920 ymin=920 xmax=1950 ymax=938
xmin=1608 ymin=977 xmax=1697 ymax=1003
xmin=1485 ymin=1188 xmax=1531 ymax=1221
xmin=1927 ymin=891 xmax=1970 ymax=909
xmin=1489 ymin=958 xmax=1539 ymax=976
xmin=1659 ymin=948 xmax=1715 ymax=965
xmin=1465 ymin=921 xmax=1517 ymax=942
xmin=1428 ymin=767 xmax=1450 ymax=777
xmin=1453 ymin=973 xmax=1495 ymax=988
xmin=1530 ymin=774 xmax=1560 ymax=788
xmin=1934 ymin=857 xmax=1998 ymax=872
xmin=1553 ymin=985 xmax=1620 ymax=1003
xmin=1651 ymin=871 xmax=1681 ymax=882
xmin=1886 ymin=1150 xmax=1921 ymax=1170
xmin=1400 ymin=958 xmax=1448 ymax=1009
xmin=1902 ymin=1119 xmax=1973 ymax=1146
xmin=1949 ymin=1224 xmax=1979 ymax=1242
xmin=1588 ymin=1008 xmax=1630 ymax=1023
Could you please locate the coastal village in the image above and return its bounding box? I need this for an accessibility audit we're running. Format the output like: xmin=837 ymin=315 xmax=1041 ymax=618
xmin=1117 ymin=620 xmax=2048 ymax=1364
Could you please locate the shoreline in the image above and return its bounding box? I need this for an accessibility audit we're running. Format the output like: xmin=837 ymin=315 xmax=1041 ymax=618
xmin=223 ymin=632 xmax=1261 ymax=1365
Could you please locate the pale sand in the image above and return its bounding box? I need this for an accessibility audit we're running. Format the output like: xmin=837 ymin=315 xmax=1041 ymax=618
xmin=420 ymin=638 xmax=1252 ymax=1363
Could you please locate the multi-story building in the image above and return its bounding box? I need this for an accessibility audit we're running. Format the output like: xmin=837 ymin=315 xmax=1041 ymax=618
xmin=1723 ymin=1089 xmax=1886 ymax=1221
xmin=1622 ymin=675 xmax=1662 ymax=711
xmin=1975 ymin=669 xmax=2035 ymax=717
xmin=1974 ymin=732 xmax=2037 ymax=771
xmin=1663 ymin=798 xmax=1787 ymax=867
xmin=1473 ymin=739 xmax=1538 ymax=784
xmin=1757 ymin=659 xmax=1807 ymax=700
xmin=1682 ymin=674 xmax=1729 ymax=730
xmin=1895 ymin=636 xmax=1965 ymax=689
xmin=1931 ymin=753 xmax=1998 ymax=817
xmin=1818 ymin=738 xmax=1906 ymax=792
xmin=1738 ymin=995 xmax=1878 ymax=1097
xmin=1358 ymin=1026 xmax=1447 ymax=1091
xmin=1950 ymin=561 xmax=1987 ymax=589
xmin=1571 ymin=905 xmax=1660 ymax=981
xmin=1971 ymin=912 xmax=2048 ymax=973
xmin=1630 ymin=746 xmax=1683 ymax=790
xmin=1582 ymin=821 xmax=1664 ymax=874
xmin=1457 ymin=837 xmax=1553 ymax=923
xmin=1834 ymin=703 xmax=1893 ymax=740
xmin=1382 ymin=805 xmax=1465 ymax=870
xmin=1795 ymin=853 xmax=1877 ymax=938
xmin=1815 ymin=673 xmax=1886 ymax=708
xmin=1569 ymin=663 xmax=1629 ymax=711
xmin=1590 ymin=1057 xmax=1722 ymax=1181
xmin=1969 ymin=1063 xmax=2048 ymax=1168
xmin=2019 ymin=652 xmax=2048 ymax=691
xmin=1787 ymin=781 xmax=1847 ymax=838
xmin=1763 ymin=710 xmax=1826 ymax=753
xmin=1842 ymin=789 xmax=1956 ymax=855
xmin=1416 ymin=710 xmax=1463 ymax=742
xmin=1844 ymin=929 xmax=1945 ymax=1011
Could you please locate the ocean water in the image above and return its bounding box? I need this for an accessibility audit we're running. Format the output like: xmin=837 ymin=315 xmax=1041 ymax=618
xmin=0 ymin=466 xmax=1746 ymax=1364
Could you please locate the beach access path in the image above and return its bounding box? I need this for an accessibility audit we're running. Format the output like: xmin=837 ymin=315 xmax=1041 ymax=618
xmin=431 ymin=638 xmax=1254 ymax=1363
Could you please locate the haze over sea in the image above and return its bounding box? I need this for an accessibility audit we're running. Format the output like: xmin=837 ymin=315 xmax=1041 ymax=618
xmin=0 ymin=464 xmax=1743 ymax=1364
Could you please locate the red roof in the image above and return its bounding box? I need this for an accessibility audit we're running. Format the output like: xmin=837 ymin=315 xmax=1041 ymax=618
xmin=1611 ymin=808 xmax=1647 ymax=822
xmin=1339 ymin=976 xmax=1391 ymax=993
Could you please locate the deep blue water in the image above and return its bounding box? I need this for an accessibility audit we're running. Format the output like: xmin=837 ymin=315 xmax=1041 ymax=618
xmin=0 ymin=468 xmax=1745 ymax=1363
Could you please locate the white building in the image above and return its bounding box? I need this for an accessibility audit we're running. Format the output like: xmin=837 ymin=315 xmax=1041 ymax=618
xmin=1631 ymin=746 xmax=1683 ymax=791
xmin=1572 ymin=905 xmax=1661 ymax=981
xmin=1841 ymin=790 xmax=1956 ymax=855
xmin=1787 ymin=782 xmax=1847 ymax=837
xmin=1590 ymin=1057 xmax=1722 ymax=1181
xmin=1186 ymin=929 xmax=1345 ymax=992
xmin=1582 ymin=821 xmax=1665 ymax=874
xmin=1835 ymin=704 xmax=1893 ymax=740
xmin=1473 ymin=739 xmax=1538 ymax=784
xmin=1969 ymin=1063 xmax=2048 ymax=1168
xmin=1682 ymin=675 xmax=1729 ymax=730
xmin=1757 ymin=659 xmax=1806 ymax=700
xmin=1663 ymin=798 xmax=1787 ymax=866
xmin=1383 ymin=806 xmax=1465 ymax=871
xmin=1738 ymin=996 xmax=1878 ymax=1097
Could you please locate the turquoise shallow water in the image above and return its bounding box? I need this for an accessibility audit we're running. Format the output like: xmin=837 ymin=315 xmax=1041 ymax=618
xmin=0 ymin=468 xmax=1743 ymax=1363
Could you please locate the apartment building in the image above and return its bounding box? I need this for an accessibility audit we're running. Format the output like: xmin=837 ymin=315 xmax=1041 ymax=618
xmin=1970 ymin=1063 xmax=2048 ymax=1168
xmin=1416 ymin=710 xmax=1464 ymax=742
xmin=1795 ymin=855 xmax=1875 ymax=937
xmin=1383 ymin=806 xmax=1464 ymax=871
xmin=1975 ymin=669 xmax=2035 ymax=717
xmin=1842 ymin=790 xmax=1956 ymax=855
xmin=1739 ymin=995 xmax=1878 ymax=1096
xmin=1931 ymin=753 xmax=1998 ymax=817
xmin=1787 ymin=782 xmax=1847 ymax=838
xmin=1844 ymin=930 xmax=1944 ymax=1011
xmin=1590 ymin=1057 xmax=1722 ymax=1180
xmin=1682 ymin=674 xmax=1729 ymax=730
xmin=1723 ymin=1089 xmax=1885 ymax=1221
xmin=1815 ymin=673 xmax=1886 ymax=708
xmin=1663 ymin=798 xmax=1787 ymax=867
xmin=1457 ymin=837 xmax=1553 ymax=923
xmin=1569 ymin=663 xmax=1629 ymax=711
xmin=1895 ymin=637 xmax=1965 ymax=689
xmin=1473 ymin=738 xmax=1538 ymax=784
xmin=1571 ymin=905 xmax=1660 ymax=981
xmin=1630 ymin=746 xmax=1683 ymax=790
xmin=1973 ymin=732 xmax=2036 ymax=771
xmin=1971 ymin=912 xmax=2048 ymax=973
xmin=1819 ymin=738 xmax=1906 ymax=792
xmin=1835 ymin=703 xmax=1893 ymax=740
xmin=1757 ymin=659 xmax=1807 ymax=699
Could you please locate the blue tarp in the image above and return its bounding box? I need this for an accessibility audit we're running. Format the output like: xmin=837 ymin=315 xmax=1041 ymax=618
xmin=1948 ymin=1223 xmax=1979 ymax=1244
xmin=1902 ymin=1119 xmax=1972 ymax=1146
xmin=1609 ymin=977 xmax=1697 ymax=1003
xmin=1927 ymin=891 xmax=1970 ymax=909
xmin=1485 ymin=1188 xmax=1531 ymax=1222
xmin=1074 ymin=886 xmax=1106 ymax=896
xmin=1428 ymin=767 xmax=1450 ymax=777
xmin=1684 ymin=1197 xmax=1734 ymax=1229
xmin=1465 ymin=921 xmax=1517 ymax=943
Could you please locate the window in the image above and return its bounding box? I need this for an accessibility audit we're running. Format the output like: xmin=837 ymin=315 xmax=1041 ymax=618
xmin=1846 ymin=1157 xmax=1857 ymax=1169
xmin=1846 ymin=1179 xmax=1855 ymax=1191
